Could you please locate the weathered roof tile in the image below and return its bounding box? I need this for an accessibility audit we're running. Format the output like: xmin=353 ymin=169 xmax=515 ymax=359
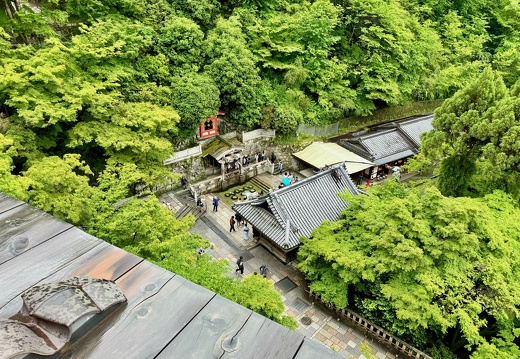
xmin=339 ymin=115 xmax=434 ymax=165
xmin=233 ymin=166 xmax=363 ymax=250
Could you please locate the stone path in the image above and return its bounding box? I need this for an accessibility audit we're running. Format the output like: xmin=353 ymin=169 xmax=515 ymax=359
xmin=182 ymin=172 xmax=400 ymax=359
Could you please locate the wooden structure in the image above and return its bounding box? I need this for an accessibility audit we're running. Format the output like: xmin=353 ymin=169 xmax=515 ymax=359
xmin=338 ymin=115 xmax=434 ymax=181
xmin=202 ymin=135 xmax=245 ymax=182
xmin=232 ymin=166 xmax=363 ymax=263
xmin=0 ymin=192 xmax=343 ymax=358
xmin=199 ymin=111 xmax=225 ymax=139
xmin=199 ymin=115 xmax=218 ymax=139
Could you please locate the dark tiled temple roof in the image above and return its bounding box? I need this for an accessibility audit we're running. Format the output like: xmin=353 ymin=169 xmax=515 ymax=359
xmin=397 ymin=115 xmax=434 ymax=147
xmin=233 ymin=166 xmax=363 ymax=250
xmin=0 ymin=193 xmax=343 ymax=359
xmin=338 ymin=115 xmax=434 ymax=165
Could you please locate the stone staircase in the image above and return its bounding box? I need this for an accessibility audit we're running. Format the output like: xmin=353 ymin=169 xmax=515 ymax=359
xmin=249 ymin=177 xmax=271 ymax=194
xmin=172 ymin=189 xmax=204 ymax=220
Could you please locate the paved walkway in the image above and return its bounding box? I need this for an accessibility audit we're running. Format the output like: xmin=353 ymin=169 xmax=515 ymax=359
xmin=174 ymin=170 xmax=399 ymax=359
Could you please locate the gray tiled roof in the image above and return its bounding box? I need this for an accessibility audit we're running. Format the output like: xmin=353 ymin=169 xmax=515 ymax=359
xmin=358 ymin=129 xmax=414 ymax=160
xmin=338 ymin=115 xmax=434 ymax=164
xmin=233 ymin=166 xmax=363 ymax=250
xmin=398 ymin=115 xmax=434 ymax=147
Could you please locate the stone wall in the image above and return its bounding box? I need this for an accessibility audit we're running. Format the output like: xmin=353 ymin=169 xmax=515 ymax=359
xmin=165 ymin=156 xmax=219 ymax=184
xmin=239 ymin=138 xmax=310 ymax=173
xmin=165 ymin=135 xmax=312 ymax=184
xmin=189 ymin=160 xmax=272 ymax=196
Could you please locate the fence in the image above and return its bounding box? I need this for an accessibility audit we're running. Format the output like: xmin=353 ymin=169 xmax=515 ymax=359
xmin=297 ymin=122 xmax=339 ymax=137
xmin=338 ymin=100 xmax=443 ymax=133
xmin=307 ymin=290 xmax=433 ymax=359
xmin=239 ymin=129 xmax=276 ymax=142
xmin=163 ymin=144 xmax=202 ymax=166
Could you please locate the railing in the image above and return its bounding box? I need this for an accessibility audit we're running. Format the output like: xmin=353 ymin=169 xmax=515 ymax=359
xmin=163 ymin=145 xmax=202 ymax=166
xmin=307 ymin=290 xmax=433 ymax=359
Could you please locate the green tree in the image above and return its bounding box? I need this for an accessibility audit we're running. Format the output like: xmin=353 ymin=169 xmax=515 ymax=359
xmin=156 ymin=16 xmax=205 ymax=74
xmin=168 ymin=0 xmax=220 ymax=29
xmin=0 ymin=134 xmax=29 ymax=200
xmin=204 ymin=16 xmax=262 ymax=127
xmin=22 ymin=154 xmax=96 ymax=226
xmin=0 ymin=19 xmax=180 ymax=187
xmin=335 ymin=0 xmax=443 ymax=111
xmin=247 ymin=0 xmax=355 ymax=123
xmin=422 ymin=67 xmax=520 ymax=198
xmin=169 ymin=73 xmax=220 ymax=139
xmin=298 ymin=181 xmax=520 ymax=356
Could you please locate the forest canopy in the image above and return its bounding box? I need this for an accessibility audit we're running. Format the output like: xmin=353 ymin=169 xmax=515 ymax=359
xmin=1 ymin=0 xmax=519 ymax=140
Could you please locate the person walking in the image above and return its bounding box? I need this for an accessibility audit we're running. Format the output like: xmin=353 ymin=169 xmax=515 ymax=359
xmin=229 ymin=215 xmax=236 ymax=232
xmin=235 ymin=256 xmax=244 ymax=275
xmin=243 ymin=223 xmax=250 ymax=241
xmin=278 ymin=161 xmax=283 ymax=173
xmin=212 ymin=196 xmax=220 ymax=212
xmin=197 ymin=197 xmax=205 ymax=213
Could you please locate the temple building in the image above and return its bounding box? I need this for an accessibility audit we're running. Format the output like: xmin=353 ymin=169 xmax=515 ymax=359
xmin=232 ymin=166 xmax=363 ymax=263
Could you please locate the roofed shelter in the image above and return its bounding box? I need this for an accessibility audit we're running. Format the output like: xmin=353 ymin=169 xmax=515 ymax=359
xmin=202 ymin=135 xmax=245 ymax=182
xmin=338 ymin=115 xmax=434 ymax=180
xmin=232 ymin=166 xmax=363 ymax=263
xmin=293 ymin=142 xmax=374 ymax=175
xmin=0 ymin=192 xmax=344 ymax=359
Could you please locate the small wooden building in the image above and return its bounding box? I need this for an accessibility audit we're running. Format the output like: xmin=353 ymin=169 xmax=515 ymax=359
xmin=202 ymin=135 xmax=245 ymax=182
xmin=338 ymin=115 xmax=434 ymax=180
xmin=232 ymin=166 xmax=363 ymax=263
xmin=0 ymin=192 xmax=344 ymax=359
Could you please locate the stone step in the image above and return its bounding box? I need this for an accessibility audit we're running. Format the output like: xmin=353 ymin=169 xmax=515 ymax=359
xmin=249 ymin=177 xmax=271 ymax=194
xmin=174 ymin=205 xmax=191 ymax=219
xmin=174 ymin=188 xmax=192 ymax=198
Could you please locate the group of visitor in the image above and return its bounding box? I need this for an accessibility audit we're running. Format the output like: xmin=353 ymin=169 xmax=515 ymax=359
xmin=229 ymin=215 xmax=250 ymax=240
xmin=255 ymin=151 xmax=266 ymax=162
xmin=278 ymin=172 xmax=299 ymax=189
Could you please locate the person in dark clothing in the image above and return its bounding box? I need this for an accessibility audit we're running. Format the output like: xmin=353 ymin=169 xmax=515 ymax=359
xmin=229 ymin=215 xmax=236 ymax=232
xmin=235 ymin=256 xmax=244 ymax=275
xmin=180 ymin=176 xmax=188 ymax=189
xmin=235 ymin=213 xmax=242 ymax=227
xmin=260 ymin=265 xmax=268 ymax=277
xmin=212 ymin=196 xmax=219 ymax=212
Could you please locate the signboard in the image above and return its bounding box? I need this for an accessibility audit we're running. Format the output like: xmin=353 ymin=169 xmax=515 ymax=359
xmin=199 ymin=116 xmax=218 ymax=139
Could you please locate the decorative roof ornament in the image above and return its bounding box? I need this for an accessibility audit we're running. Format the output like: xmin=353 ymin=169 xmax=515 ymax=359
xmin=0 ymin=276 xmax=126 ymax=359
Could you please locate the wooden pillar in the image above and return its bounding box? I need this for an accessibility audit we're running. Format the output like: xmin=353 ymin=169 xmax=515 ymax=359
xmin=239 ymin=154 xmax=244 ymax=175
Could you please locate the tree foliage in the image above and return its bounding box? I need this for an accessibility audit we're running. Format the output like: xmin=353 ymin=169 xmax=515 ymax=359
xmin=422 ymin=67 xmax=520 ymax=199
xmin=298 ymin=181 xmax=520 ymax=357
